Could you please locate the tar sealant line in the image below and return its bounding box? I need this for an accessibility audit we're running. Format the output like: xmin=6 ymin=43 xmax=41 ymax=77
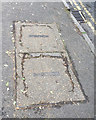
xmin=62 ymin=0 xmax=95 ymax=56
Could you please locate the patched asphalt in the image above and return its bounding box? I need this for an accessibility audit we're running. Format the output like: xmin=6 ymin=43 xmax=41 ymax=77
xmin=2 ymin=2 xmax=94 ymax=118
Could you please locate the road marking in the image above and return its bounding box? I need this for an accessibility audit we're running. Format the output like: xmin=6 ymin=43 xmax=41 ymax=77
xmin=69 ymin=0 xmax=74 ymax=6
xmin=78 ymin=0 xmax=96 ymax=24
xmin=68 ymin=0 xmax=86 ymax=21
xmin=70 ymin=13 xmax=95 ymax=55
xmin=62 ymin=0 xmax=95 ymax=55
xmin=71 ymin=0 xmax=94 ymax=32
xmin=72 ymin=0 xmax=81 ymax=10
xmin=62 ymin=0 xmax=70 ymax=9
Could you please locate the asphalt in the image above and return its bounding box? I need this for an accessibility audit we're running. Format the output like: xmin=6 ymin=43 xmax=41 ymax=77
xmin=2 ymin=2 xmax=94 ymax=118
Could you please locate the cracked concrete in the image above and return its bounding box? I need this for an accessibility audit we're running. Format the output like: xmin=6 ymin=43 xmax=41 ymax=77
xmin=14 ymin=22 xmax=86 ymax=108
xmin=2 ymin=2 xmax=94 ymax=118
xmin=17 ymin=53 xmax=86 ymax=108
xmin=15 ymin=22 xmax=65 ymax=53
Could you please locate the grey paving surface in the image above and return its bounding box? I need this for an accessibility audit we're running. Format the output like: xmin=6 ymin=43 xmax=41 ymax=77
xmin=15 ymin=22 xmax=64 ymax=52
xmin=17 ymin=57 xmax=85 ymax=106
xmin=15 ymin=22 xmax=85 ymax=108
xmin=0 ymin=1 xmax=2 ymax=119
xmin=2 ymin=2 xmax=94 ymax=118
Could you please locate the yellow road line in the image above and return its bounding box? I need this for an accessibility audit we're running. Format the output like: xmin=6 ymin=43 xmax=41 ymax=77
xmin=69 ymin=0 xmax=74 ymax=6
xmin=71 ymin=0 xmax=94 ymax=32
xmin=68 ymin=0 xmax=85 ymax=20
xmin=72 ymin=0 xmax=81 ymax=10
xmin=77 ymin=0 xmax=96 ymax=24
xmin=68 ymin=0 xmax=77 ymax=10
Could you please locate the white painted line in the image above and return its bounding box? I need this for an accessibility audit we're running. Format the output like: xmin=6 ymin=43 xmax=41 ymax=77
xmin=62 ymin=0 xmax=95 ymax=56
xmin=78 ymin=0 xmax=96 ymax=24
xmin=71 ymin=0 xmax=94 ymax=32
xmin=70 ymin=13 xmax=95 ymax=55
xmin=62 ymin=0 xmax=70 ymax=10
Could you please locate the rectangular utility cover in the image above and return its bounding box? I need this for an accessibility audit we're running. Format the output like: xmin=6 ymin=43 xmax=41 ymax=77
xmin=14 ymin=22 xmax=85 ymax=108
xmin=15 ymin=22 xmax=64 ymax=53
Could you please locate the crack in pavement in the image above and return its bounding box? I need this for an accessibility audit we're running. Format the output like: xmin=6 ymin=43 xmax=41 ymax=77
xmin=21 ymin=53 xmax=28 ymax=97
xmin=61 ymin=55 xmax=74 ymax=92
xmin=20 ymin=52 xmax=75 ymax=96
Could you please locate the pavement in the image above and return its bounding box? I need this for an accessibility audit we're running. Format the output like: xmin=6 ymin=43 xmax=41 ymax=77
xmin=0 ymin=1 xmax=2 ymax=119
xmin=2 ymin=2 xmax=94 ymax=118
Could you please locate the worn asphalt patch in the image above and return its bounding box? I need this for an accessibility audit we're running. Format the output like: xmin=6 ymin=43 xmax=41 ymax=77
xmin=14 ymin=22 xmax=86 ymax=108
xmin=2 ymin=2 xmax=94 ymax=118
